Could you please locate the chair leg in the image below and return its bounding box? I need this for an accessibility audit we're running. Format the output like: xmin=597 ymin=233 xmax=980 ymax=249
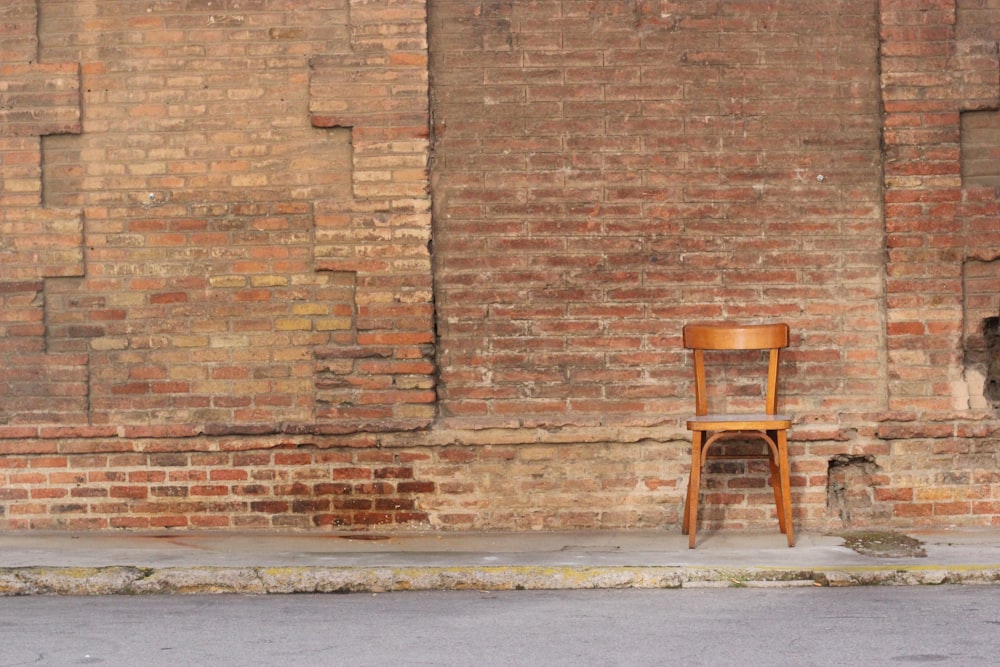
xmin=682 ymin=433 xmax=697 ymax=536
xmin=681 ymin=473 xmax=692 ymax=535
xmin=767 ymin=431 xmax=786 ymax=535
xmin=777 ymin=429 xmax=794 ymax=547
xmin=686 ymin=431 xmax=703 ymax=549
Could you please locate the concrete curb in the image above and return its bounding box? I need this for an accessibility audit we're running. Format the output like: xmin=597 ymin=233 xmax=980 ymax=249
xmin=3 ymin=564 xmax=999 ymax=595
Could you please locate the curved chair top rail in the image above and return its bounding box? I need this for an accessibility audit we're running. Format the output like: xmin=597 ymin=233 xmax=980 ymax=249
xmin=682 ymin=323 xmax=789 ymax=351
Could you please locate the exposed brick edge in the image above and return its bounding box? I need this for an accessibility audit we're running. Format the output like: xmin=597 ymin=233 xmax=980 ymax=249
xmin=4 ymin=413 xmax=998 ymax=454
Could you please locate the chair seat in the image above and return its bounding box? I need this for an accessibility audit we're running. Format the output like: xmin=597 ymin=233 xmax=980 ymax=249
xmin=686 ymin=413 xmax=791 ymax=431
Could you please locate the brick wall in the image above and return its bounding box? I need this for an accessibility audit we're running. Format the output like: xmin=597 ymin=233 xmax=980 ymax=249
xmin=2 ymin=0 xmax=1000 ymax=534
xmin=881 ymin=0 xmax=1000 ymax=413
xmin=4 ymin=0 xmax=436 ymax=431
xmin=431 ymin=0 xmax=886 ymax=427
xmin=428 ymin=0 xmax=891 ymax=531
xmin=872 ymin=0 xmax=1000 ymax=525
xmin=1 ymin=0 xmax=436 ymax=530
xmin=0 ymin=0 xmax=86 ymax=425
xmin=0 ymin=433 xmax=438 ymax=531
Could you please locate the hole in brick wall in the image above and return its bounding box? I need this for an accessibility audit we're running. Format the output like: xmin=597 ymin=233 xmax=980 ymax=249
xmin=827 ymin=454 xmax=882 ymax=528
xmin=962 ymin=259 xmax=1000 ymax=409
xmin=984 ymin=316 xmax=1000 ymax=405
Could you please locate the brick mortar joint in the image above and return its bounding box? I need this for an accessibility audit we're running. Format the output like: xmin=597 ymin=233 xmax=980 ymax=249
xmin=1 ymin=413 xmax=998 ymax=452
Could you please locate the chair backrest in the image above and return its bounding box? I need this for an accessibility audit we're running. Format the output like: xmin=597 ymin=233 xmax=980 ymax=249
xmin=683 ymin=323 xmax=789 ymax=416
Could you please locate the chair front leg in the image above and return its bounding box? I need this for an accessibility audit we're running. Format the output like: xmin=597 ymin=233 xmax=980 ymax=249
xmin=766 ymin=430 xmax=786 ymax=535
xmin=686 ymin=430 xmax=704 ymax=549
xmin=777 ymin=429 xmax=794 ymax=547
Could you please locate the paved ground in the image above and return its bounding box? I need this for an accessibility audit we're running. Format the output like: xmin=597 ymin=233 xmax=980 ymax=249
xmin=1 ymin=527 xmax=999 ymax=594
xmin=7 ymin=587 xmax=1000 ymax=666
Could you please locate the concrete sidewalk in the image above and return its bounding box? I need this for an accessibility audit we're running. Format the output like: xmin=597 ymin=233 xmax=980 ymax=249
xmin=1 ymin=528 xmax=999 ymax=595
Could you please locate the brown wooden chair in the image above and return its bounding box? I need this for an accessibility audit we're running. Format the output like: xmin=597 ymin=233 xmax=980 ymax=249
xmin=682 ymin=322 xmax=793 ymax=549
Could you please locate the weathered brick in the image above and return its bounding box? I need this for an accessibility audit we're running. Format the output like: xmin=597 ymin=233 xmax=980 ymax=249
xmin=0 ymin=0 xmax=999 ymax=535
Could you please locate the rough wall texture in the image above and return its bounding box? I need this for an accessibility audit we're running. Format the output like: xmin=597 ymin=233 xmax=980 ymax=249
xmin=5 ymin=0 xmax=435 ymax=432
xmin=1 ymin=0 xmax=999 ymax=533
xmin=431 ymin=0 xmax=886 ymax=426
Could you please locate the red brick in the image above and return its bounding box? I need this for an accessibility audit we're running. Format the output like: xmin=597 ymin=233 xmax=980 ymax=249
xmin=397 ymin=481 xmax=436 ymax=494
xmin=110 ymin=486 xmax=148 ymax=499
xmin=190 ymin=516 xmax=231 ymax=528
xmin=190 ymin=485 xmax=229 ymax=497
xmin=251 ymin=501 xmax=290 ymax=514
xmin=0 ymin=0 xmax=997 ymax=536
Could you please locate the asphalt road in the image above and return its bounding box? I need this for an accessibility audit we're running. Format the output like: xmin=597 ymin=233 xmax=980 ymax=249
xmin=1 ymin=586 xmax=998 ymax=666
